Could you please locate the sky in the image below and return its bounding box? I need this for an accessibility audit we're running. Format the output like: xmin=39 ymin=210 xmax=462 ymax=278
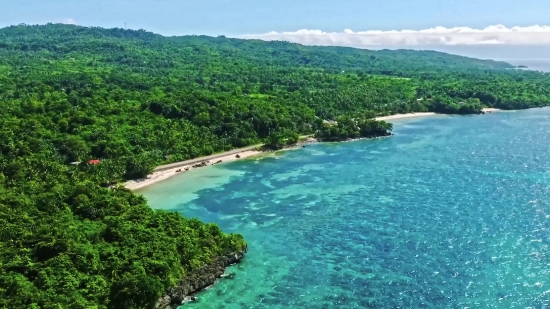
xmin=3 ymin=0 xmax=550 ymax=59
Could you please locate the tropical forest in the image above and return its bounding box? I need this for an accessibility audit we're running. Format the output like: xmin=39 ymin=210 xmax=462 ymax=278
xmin=1 ymin=24 xmax=550 ymax=308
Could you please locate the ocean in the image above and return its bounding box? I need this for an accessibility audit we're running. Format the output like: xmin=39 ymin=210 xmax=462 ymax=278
xmin=499 ymin=58 xmax=550 ymax=73
xmin=141 ymin=109 xmax=550 ymax=308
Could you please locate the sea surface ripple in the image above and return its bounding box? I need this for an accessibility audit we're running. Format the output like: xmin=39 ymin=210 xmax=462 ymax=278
xmin=141 ymin=109 xmax=550 ymax=308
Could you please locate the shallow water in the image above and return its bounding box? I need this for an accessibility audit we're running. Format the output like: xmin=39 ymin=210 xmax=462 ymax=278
xmin=141 ymin=109 xmax=550 ymax=308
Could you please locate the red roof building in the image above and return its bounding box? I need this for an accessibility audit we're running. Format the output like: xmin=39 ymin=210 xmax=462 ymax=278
xmin=88 ymin=159 xmax=101 ymax=165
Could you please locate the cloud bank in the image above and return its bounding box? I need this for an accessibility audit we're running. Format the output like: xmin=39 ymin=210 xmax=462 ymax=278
xmin=240 ymin=25 xmax=550 ymax=47
xmin=58 ymin=18 xmax=77 ymax=25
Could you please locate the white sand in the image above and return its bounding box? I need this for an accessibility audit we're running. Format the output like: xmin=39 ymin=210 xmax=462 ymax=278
xmin=376 ymin=112 xmax=437 ymax=121
xmin=376 ymin=108 xmax=501 ymax=122
xmin=124 ymin=150 xmax=262 ymax=191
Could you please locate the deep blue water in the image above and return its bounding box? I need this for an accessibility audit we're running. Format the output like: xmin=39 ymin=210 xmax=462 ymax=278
xmin=141 ymin=109 xmax=550 ymax=308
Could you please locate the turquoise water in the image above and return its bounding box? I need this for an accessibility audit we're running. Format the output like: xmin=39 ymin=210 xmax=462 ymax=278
xmin=141 ymin=109 xmax=550 ymax=308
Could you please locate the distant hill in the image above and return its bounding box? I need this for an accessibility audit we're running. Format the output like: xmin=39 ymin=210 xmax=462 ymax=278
xmin=0 ymin=24 xmax=514 ymax=73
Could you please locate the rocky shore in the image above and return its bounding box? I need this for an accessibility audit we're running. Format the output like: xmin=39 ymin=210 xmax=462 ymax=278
xmin=155 ymin=247 xmax=247 ymax=309
xmin=296 ymin=133 xmax=394 ymax=145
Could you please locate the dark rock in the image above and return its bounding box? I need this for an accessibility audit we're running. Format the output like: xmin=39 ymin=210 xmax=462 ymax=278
xmin=236 ymin=154 xmax=241 ymax=158
xmin=155 ymin=247 xmax=247 ymax=309
xmin=192 ymin=161 xmax=208 ymax=168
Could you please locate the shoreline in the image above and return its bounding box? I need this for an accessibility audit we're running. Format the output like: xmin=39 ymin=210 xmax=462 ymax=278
xmin=125 ymin=149 xmax=262 ymax=191
xmin=482 ymin=108 xmax=500 ymax=113
xmin=155 ymin=249 xmax=247 ymax=309
xmin=375 ymin=112 xmax=437 ymax=121
xmin=125 ymin=109 xmax=500 ymax=191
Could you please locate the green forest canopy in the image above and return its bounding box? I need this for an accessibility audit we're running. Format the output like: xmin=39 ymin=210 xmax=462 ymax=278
xmin=2 ymin=24 xmax=550 ymax=308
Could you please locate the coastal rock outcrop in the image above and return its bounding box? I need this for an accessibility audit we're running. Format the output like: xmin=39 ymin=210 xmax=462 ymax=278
xmin=154 ymin=247 xmax=247 ymax=309
xmin=192 ymin=161 xmax=208 ymax=168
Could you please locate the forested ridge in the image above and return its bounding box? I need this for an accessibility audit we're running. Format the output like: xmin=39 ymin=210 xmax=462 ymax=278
xmin=2 ymin=23 xmax=550 ymax=308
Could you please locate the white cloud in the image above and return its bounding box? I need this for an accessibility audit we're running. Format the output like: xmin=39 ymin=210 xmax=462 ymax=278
xmin=58 ymin=18 xmax=77 ymax=25
xmin=239 ymin=25 xmax=550 ymax=47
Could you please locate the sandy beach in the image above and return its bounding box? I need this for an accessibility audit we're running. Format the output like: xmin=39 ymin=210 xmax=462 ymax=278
xmin=125 ymin=149 xmax=262 ymax=191
xmin=376 ymin=112 xmax=437 ymax=121
xmin=125 ymin=109 xmax=500 ymax=190
xmin=375 ymin=108 xmax=500 ymax=121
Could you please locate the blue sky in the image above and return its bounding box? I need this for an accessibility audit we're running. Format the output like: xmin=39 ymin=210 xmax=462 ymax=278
xmin=3 ymin=0 xmax=550 ymax=59
xmin=2 ymin=0 xmax=549 ymax=36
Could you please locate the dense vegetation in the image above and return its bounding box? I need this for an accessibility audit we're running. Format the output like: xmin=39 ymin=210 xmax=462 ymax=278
xmin=1 ymin=184 xmax=245 ymax=308
xmin=316 ymin=116 xmax=393 ymax=142
xmin=2 ymin=23 xmax=550 ymax=308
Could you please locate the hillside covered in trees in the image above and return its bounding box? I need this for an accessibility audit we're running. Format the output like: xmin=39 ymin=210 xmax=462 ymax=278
xmin=2 ymin=24 xmax=550 ymax=308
